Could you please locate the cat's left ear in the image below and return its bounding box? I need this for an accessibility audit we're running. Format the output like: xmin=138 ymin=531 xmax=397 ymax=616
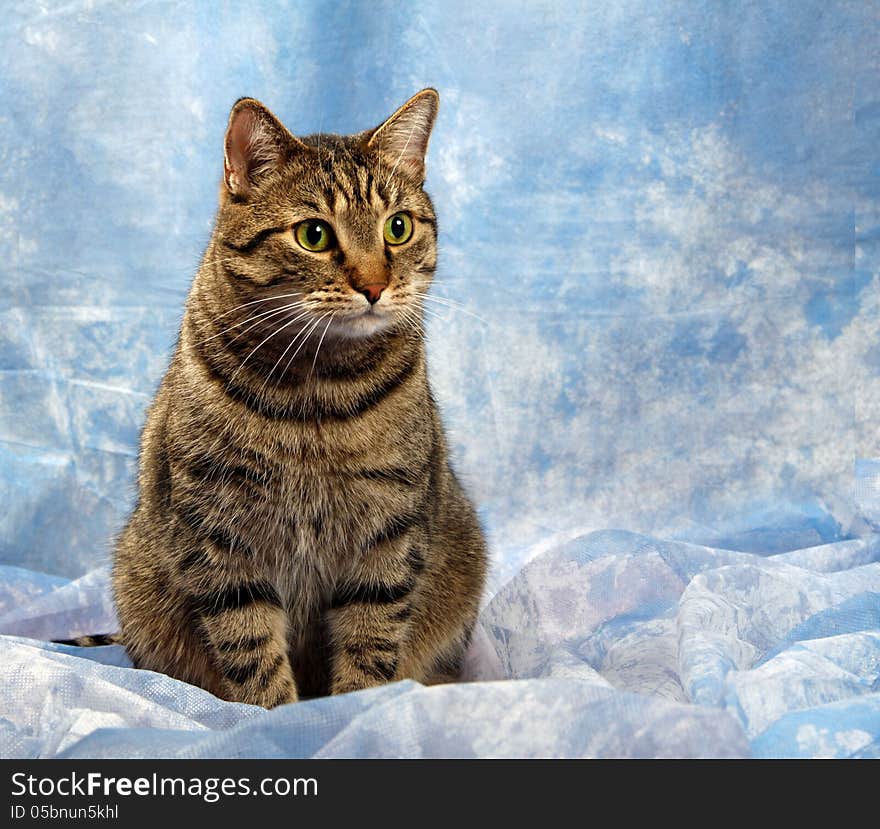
xmin=367 ymin=88 xmax=439 ymax=182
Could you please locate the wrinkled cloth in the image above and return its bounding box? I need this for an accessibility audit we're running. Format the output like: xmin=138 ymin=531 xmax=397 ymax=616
xmin=2 ymin=528 xmax=879 ymax=758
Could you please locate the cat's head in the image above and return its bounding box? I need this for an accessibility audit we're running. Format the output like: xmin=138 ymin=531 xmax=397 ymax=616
xmin=213 ymin=90 xmax=439 ymax=341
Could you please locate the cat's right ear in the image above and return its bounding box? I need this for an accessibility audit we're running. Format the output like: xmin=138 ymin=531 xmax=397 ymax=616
xmin=223 ymin=99 xmax=303 ymax=199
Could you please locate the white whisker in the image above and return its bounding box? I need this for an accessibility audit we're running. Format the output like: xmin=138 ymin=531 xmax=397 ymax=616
xmin=406 ymin=290 xmax=489 ymax=325
xmin=308 ymin=313 xmax=336 ymax=382
xmin=397 ymin=306 xmax=426 ymax=334
xmin=418 ymin=306 xmax=448 ymax=324
xmin=227 ymin=309 xmax=317 ymax=389
xmin=278 ymin=313 xmax=329 ymax=383
xmin=200 ymin=302 xmax=309 ymax=345
xmin=212 ymin=290 xmax=306 ymax=321
xmin=261 ymin=313 xmax=324 ymax=392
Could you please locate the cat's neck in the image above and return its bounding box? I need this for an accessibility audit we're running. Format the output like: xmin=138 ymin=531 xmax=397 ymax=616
xmin=180 ymin=264 xmax=424 ymax=427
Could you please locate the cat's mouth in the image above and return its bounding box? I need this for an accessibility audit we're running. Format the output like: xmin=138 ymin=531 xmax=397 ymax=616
xmin=351 ymin=302 xmax=387 ymax=321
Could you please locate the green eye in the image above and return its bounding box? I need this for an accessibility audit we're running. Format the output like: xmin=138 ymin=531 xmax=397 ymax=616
xmin=294 ymin=219 xmax=334 ymax=252
xmin=383 ymin=212 xmax=413 ymax=245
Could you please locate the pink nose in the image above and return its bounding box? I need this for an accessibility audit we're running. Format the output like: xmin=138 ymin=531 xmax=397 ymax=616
xmin=359 ymin=283 xmax=386 ymax=305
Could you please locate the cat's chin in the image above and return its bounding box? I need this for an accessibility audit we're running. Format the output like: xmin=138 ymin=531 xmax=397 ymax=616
xmin=330 ymin=310 xmax=395 ymax=340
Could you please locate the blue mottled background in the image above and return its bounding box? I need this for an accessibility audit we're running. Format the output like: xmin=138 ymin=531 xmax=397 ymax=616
xmin=1 ymin=1 xmax=878 ymax=585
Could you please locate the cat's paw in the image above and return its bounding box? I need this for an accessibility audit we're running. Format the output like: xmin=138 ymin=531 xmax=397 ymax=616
xmin=268 ymin=685 xmax=299 ymax=708
xmin=232 ymin=677 xmax=299 ymax=708
xmin=330 ymin=672 xmax=383 ymax=697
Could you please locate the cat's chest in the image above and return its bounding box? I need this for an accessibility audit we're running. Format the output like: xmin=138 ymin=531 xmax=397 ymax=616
xmin=249 ymin=436 xmax=378 ymax=555
xmin=251 ymin=454 xmax=341 ymax=543
xmin=237 ymin=458 xmax=340 ymax=608
xmin=256 ymin=416 xmax=415 ymax=519
xmin=214 ymin=408 xmax=428 ymax=589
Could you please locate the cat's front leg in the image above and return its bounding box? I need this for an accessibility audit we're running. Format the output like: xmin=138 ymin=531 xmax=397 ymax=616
xmin=181 ymin=546 xmax=298 ymax=708
xmin=326 ymin=537 xmax=423 ymax=695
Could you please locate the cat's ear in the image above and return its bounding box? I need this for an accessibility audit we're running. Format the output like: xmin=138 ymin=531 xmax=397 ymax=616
xmin=367 ymin=89 xmax=439 ymax=182
xmin=223 ymin=98 xmax=303 ymax=198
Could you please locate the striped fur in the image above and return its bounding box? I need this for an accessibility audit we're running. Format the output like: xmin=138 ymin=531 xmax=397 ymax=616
xmin=112 ymin=90 xmax=487 ymax=706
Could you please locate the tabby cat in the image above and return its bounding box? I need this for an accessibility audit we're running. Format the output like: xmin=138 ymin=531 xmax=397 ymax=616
xmin=107 ymin=89 xmax=487 ymax=707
